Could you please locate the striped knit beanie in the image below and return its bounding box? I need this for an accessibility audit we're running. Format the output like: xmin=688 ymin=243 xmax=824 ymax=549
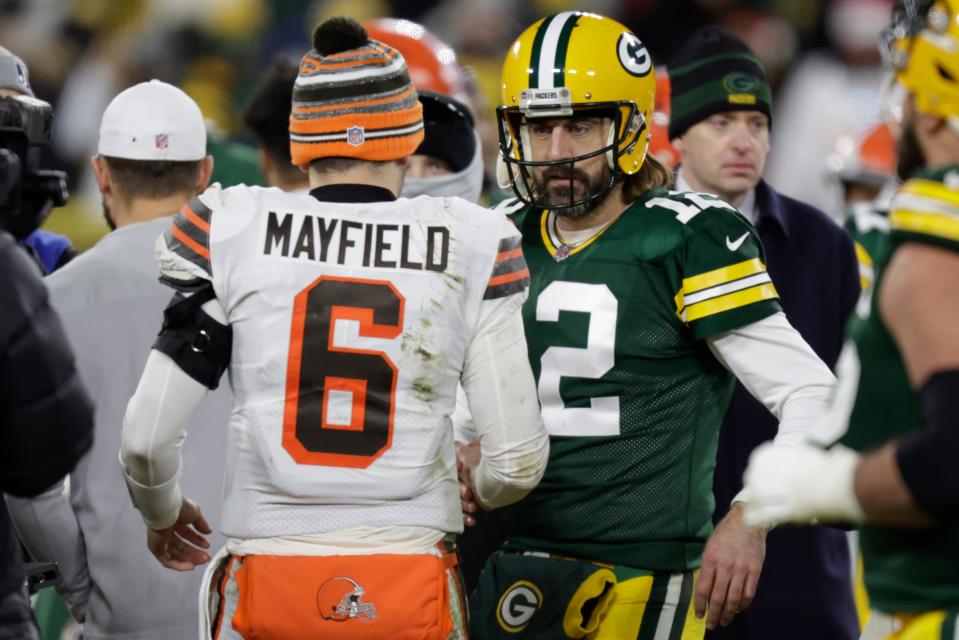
xmin=291 ymin=17 xmax=424 ymax=165
xmin=667 ymin=27 xmax=772 ymax=140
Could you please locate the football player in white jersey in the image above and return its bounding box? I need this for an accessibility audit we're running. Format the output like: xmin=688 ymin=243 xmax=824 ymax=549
xmin=120 ymin=17 xmax=549 ymax=640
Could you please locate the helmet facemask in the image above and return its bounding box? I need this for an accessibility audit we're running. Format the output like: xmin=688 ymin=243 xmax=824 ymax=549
xmin=496 ymin=102 xmax=645 ymax=215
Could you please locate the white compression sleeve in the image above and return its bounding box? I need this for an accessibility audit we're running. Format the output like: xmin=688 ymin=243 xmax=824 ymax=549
xmin=461 ymin=311 xmax=550 ymax=509
xmin=120 ymin=349 xmax=209 ymax=529
xmin=120 ymin=296 xmax=226 ymax=528
xmin=708 ymin=312 xmax=836 ymax=446
xmin=707 ymin=312 xmax=836 ymax=504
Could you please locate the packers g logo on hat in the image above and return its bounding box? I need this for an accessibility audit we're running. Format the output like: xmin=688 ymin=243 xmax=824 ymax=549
xmin=723 ymin=72 xmax=759 ymax=93
xmin=496 ymin=580 xmax=543 ymax=633
xmin=723 ymin=72 xmax=760 ymax=105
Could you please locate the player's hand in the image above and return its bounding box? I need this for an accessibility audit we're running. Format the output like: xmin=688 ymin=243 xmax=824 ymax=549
xmin=147 ymin=497 xmax=213 ymax=571
xmin=742 ymin=442 xmax=864 ymax=528
xmin=695 ymin=502 xmax=766 ymax=630
xmin=456 ymin=440 xmax=481 ymax=526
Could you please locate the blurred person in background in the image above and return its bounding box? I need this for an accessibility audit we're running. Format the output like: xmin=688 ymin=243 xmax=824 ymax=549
xmin=0 ymin=93 xmax=94 ymax=639
xmin=827 ymin=122 xmax=899 ymax=292
xmin=669 ymin=26 xmax=861 ymax=640
xmin=0 ymin=45 xmax=77 ymax=273
xmin=242 ymin=55 xmax=310 ymax=194
xmin=648 ymin=68 xmax=680 ymax=170
xmin=365 ymin=16 xmax=485 ymax=203
xmin=765 ymin=0 xmax=893 ymax=217
xmin=744 ymin=2 xmax=959 ymax=637
xmin=6 ymin=80 xmax=231 ymax=640
xmin=405 ymin=89 xmax=483 ymax=201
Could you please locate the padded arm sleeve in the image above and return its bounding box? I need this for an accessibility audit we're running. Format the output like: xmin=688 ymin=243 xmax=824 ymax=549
xmin=153 ymin=285 xmax=232 ymax=389
xmin=896 ymin=370 xmax=959 ymax=518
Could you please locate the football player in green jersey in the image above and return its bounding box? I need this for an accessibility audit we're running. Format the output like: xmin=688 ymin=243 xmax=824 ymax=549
xmin=744 ymin=1 xmax=959 ymax=637
xmin=462 ymin=12 xmax=841 ymax=639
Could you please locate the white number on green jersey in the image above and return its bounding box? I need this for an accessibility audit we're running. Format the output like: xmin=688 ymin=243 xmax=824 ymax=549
xmin=645 ymin=191 xmax=737 ymax=224
xmin=536 ymin=281 xmax=620 ymax=436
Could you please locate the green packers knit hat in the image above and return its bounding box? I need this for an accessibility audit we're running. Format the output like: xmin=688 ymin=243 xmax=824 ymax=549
xmin=667 ymin=27 xmax=771 ymax=140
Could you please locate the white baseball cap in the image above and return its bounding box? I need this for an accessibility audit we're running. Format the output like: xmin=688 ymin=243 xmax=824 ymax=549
xmin=98 ymin=80 xmax=206 ymax=161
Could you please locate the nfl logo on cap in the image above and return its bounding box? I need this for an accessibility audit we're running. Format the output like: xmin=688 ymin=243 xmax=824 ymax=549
xmin=347 ymin=126 xmax=365 ymax=147
xmin=155 ymin=134 xmax=169 ymax=150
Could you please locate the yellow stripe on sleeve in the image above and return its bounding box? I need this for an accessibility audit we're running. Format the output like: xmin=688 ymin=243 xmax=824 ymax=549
xmin=854 ymin=241 xmax=873 ymax=267
xmin=890 ymin=209 xmax=959 ymax=243
xmin=854 ymin=241 xmax=874 ymax=291
xmin=681 ymin=258 xmax=766 ymax=294
xmin=683 ymin=283 xmax=779 ymax=322
xmin=901 ymin=178 xmax=959 ymax=209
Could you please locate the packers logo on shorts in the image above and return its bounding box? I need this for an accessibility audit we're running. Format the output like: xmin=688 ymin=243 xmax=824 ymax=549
xmin=496 ymin=580 xmax=543 ymax=633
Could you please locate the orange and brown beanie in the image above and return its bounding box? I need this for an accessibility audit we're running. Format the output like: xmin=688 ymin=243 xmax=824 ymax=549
xmin=290 ymin=17 xmax=424 ymax=165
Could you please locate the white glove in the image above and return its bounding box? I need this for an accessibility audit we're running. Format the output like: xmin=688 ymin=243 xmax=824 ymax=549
xmin=742 ymin=442 xmax=865 ymax=528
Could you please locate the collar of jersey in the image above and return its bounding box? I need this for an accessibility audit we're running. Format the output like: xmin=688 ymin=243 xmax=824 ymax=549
xmin=540 ymin=210 xmax=618 ymax=259
xmin=309 ymin=184 xmax=396 ymax=203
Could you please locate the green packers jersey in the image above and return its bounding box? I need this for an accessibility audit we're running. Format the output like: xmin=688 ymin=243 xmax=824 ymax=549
xmin=502 ymin=187 xmax=781 ymax=571
xmin=835 ymin=166 xmax=959 ymax=613
xmin=842 ymin=201 xmax=890 ymax=293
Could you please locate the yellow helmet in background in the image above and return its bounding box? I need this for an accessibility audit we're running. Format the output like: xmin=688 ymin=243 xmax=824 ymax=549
xmin=497 ymin=12 xmax=656 ymax=207
xmin=885 ymin=0 xmax=959 ymax=123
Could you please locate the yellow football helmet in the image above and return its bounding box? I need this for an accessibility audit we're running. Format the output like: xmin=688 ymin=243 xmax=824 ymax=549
xmin=885 ymin=0 xmax=959 ymax=123
xmin=497 ymin=12 xmax=656 ymax=208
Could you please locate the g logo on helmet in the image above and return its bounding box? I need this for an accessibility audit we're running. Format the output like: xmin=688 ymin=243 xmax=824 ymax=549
xmin=496 ymin=580 xmax=543 ymax=633
xmin=316 ymin=576 xmax=377 ymax=622
xmin=723 ymin=72 xmax=759 ymax=94
xmin=617 ymin=32 xmax=652 ymax=77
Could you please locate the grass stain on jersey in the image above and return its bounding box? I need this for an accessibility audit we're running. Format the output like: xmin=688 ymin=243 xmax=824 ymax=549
xmin=443 ymin=272 xmax=466 ymax=291
xmin=414 ymin=346 xmax=437 ymax=362
xmin=411 ymin=378 xmax=433 ymax=403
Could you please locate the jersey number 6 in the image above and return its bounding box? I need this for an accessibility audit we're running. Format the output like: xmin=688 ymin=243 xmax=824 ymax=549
xmin=282 ymin=276 xmax=404 ymax=467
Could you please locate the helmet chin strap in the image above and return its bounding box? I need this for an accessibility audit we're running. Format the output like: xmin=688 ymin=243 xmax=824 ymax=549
xmin=496 ymin=154 xmax=513 ymax=190
xmin=605 ymin=122 xmax=616 ymax=170
xmin=608 ymin=110 xmax=644 ymax=173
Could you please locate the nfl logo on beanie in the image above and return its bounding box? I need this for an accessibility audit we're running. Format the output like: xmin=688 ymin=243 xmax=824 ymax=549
xmin=347 ymin=126 xmax=365 ymax=147
xmin=290 ymin=17 xmax=424 ymax=165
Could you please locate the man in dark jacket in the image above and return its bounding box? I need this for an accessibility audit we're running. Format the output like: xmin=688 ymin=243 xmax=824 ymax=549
xmin=0 ymin=226 xmax=94 ymax=638
xmin=669 ymin=27 xmax=861 ymax=639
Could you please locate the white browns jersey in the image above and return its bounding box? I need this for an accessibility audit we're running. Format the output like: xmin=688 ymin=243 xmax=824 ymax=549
xmin=156 ymin=185 xmax=529 ymax=539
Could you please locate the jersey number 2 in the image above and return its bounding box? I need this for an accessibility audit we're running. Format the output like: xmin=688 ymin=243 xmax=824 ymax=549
xmin=536 ymin=281 xmax=620 ymax=436
xmin=282 ymin=276 xmax=404 ymax=467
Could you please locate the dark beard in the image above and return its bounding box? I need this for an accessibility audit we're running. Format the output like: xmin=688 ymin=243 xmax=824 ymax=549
xmin=897 ymin=123 xmax=925 ymax=182
xmin=532 ymin=163 xmax=615 ymax=219
xmin=102 ymin=197 xmax=116 ymax=231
